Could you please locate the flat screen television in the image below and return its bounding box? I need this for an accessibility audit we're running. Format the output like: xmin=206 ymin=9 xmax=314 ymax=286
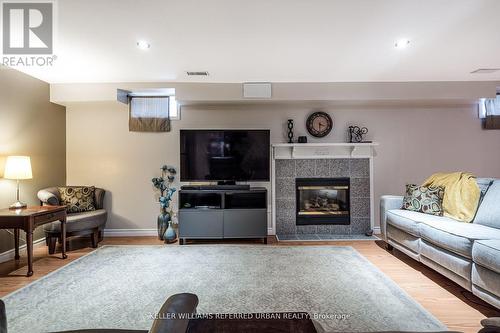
xmin=180 ymin=129 xmax=270 ymax=182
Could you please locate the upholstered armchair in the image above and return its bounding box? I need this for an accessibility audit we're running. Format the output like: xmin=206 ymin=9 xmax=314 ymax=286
xmin=37 ymin=187 xmax=107 ymax=254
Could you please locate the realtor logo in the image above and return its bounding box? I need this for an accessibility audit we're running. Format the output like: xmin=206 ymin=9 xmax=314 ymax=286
xmin=2 ymin=2 xmax=53 ymax=54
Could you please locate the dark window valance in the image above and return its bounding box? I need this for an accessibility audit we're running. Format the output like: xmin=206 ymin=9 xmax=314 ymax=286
xmin=484 ymin=115 xmax=500 ymax=130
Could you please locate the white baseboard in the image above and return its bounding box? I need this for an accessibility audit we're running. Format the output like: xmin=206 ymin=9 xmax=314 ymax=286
xmin=103 ymin=229 xmax=158 ymax=237
xmin=105 ymin=227 xmax=379 ymax=238
xmin=105 ymin=228 xmax=276 ymax=238
xmin=0 ymin=238 xmax=47 ymax=264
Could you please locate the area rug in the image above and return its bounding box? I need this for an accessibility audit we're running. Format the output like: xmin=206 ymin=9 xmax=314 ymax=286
xmin=3 ymin=245 xmax=446 ymax=332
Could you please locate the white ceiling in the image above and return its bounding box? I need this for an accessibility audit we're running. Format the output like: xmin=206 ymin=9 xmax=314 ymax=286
xmin=12 ymin=0 xmax=500 ymax=83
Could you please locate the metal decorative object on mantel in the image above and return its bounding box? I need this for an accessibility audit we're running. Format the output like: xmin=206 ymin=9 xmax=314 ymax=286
xmin=152 ymin=165 xmax=177 ymax=243
xmin=348 ymin=126 xmax=370 ymax=143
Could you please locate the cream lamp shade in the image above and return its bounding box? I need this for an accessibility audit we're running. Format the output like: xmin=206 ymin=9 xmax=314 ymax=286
xmin=4 ymin=156 xmax=33 ymax=180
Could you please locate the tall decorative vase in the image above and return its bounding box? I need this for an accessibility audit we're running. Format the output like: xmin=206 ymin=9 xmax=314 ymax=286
xmin=287 ymin=119 xmax=294 ymax=143
xmin=157 ymin=208 xmax=170 ymax=240
xmin=164 ymin=220 xmax=177 ymax=243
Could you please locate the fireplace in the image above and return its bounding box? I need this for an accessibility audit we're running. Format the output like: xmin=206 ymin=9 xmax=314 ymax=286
xmin=296 ymin=178 xmax=350 ymax=225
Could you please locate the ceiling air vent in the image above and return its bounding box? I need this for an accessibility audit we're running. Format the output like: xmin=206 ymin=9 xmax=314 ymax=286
xmin=471 ymin=68 xmax=500 ymax=74
xmin=186 ymin=71 xmax=209 ymax=76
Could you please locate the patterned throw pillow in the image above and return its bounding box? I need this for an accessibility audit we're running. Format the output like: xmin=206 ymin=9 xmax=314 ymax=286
xmin=402 ymin=184 xmax=444 ymax=216
xmin=58 ymin=186 xmax=96 ymax=213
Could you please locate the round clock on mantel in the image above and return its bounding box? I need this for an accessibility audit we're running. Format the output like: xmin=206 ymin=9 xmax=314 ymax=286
xmin=306 ymin=111 xmax=333 ymax=138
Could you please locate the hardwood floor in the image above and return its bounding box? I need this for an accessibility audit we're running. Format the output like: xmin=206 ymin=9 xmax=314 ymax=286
xmin=1 ymin=236 xmax=499 ymax=333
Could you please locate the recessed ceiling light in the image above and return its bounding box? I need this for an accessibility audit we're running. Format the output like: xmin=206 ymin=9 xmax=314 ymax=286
xmin=395 ymin=39 xmax=410 ymax=49
xmin=136 ymin=40 xmax=151 ymax=50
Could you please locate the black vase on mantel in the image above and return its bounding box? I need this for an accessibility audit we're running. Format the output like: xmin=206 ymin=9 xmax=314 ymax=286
xmin=298 ymin=136 xmax=307 ymax=143
xmin=287 ymin=119 xmax=294 ymax=143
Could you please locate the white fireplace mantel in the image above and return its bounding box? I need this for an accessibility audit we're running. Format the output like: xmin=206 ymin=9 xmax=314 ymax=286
xmin=270 ymin=142 xmax=379 ymax=236
xmin=272 ymin=142 xmax=378 ymax=160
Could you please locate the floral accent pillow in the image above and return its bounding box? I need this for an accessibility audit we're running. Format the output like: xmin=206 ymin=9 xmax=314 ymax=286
xmin=402 ymin=184 xmax=444 ymax=216
xmin=58 ymin=186 xmax=96 ymax=213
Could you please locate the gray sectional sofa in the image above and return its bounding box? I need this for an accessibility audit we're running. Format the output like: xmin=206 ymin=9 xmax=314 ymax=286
xmin=380 ymin=178 xmax=500 ymax=309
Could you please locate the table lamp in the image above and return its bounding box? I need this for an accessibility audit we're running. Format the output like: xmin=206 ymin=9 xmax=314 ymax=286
xmin=4 ymin=156 xmax=33 ymax=209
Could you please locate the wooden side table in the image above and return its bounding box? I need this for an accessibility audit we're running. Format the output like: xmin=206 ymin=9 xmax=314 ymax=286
xmin=0 ymin=206 xmax=67 ymax=276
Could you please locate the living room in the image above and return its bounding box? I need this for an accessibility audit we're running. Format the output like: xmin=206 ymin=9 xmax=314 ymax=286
xmin=1 ymin=1 xmax=500 ymax=333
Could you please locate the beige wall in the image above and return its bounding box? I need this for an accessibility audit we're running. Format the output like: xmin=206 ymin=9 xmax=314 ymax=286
xmin=0 ymin=68 xmax=66 ymax=254
xmin=66 ymin=101 xmax=500 ymax=233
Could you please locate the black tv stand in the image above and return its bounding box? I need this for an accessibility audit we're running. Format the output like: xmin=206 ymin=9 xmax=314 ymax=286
xmin=178 ymin=187 xmax=267 ymax=245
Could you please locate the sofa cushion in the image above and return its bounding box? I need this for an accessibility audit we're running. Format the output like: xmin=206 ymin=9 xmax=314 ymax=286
xmin=386 ymin=209 xmax=422 ymax=237
xmin=419 ymin=219 xmax=500 ymax=259
xmin=44 ymin=209 xmax=107 ymax=233
xmin=472 ymin=284 xmax=500 ymax=311
xmin=472 ymin=240 xmax=500 ymax=274
xmin=420 ymin=240 xmax=472 ymax=286
xmin=472 ymin=264 xmax=500 ymax=304
xmin=386 ymin=224 xmax=420 ymax=255
xmin=402 ymin=184 xmax=444 ymax=216
xmin=476 ymin=178 xmax=495 ymax=197
xmin=386 ymin=209 xmax=460 ymax=237
xmin=474 ymin=180 xmax=500 ymax=229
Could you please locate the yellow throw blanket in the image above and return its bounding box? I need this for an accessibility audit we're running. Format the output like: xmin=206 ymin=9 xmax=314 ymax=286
xmin=423 ymin=172 xmax=480 ymax=223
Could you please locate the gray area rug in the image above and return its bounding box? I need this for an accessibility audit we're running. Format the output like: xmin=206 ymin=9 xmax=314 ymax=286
xmin=3 ymin=245 xmax=446 ymax=332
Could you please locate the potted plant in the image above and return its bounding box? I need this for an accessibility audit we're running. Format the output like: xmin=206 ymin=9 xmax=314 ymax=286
xmin=152 ymin=165 xmax=177 ymax=242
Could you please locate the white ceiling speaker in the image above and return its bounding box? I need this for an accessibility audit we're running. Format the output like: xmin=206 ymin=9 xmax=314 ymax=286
xmin=243 ymin=82 xmax=272 ymax=99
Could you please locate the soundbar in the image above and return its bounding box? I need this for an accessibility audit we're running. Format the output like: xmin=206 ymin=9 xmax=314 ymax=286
xmin=181 ymin=185 xmax=251 ymax=191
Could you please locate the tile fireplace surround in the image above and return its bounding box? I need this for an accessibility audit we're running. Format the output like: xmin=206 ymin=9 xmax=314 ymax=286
xmin=271 ymin=143 xmax=377 ymax=239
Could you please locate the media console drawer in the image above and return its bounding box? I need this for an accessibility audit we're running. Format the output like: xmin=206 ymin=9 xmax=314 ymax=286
xmin=223 ymin=209 xmax=267 ymax=238
xmin=178 ymin=210 xmax=223 ymax=238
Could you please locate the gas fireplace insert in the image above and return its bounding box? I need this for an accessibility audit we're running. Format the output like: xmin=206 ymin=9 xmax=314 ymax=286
xmin=295 ymin=178 xmax=350 ymax=225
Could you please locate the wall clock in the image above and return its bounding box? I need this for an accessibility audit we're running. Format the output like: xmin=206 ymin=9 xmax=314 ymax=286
xmin=306 ymin=111 xmax=333 ymax=138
